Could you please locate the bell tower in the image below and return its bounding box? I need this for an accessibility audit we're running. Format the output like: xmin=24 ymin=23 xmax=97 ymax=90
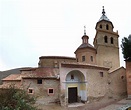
xmin=93 ymin=7 xmax=120 ymax=71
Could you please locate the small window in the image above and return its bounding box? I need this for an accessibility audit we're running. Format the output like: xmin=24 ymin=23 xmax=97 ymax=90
xmin=106 ymin=24 xmax=109 ymax=30
xmin=104 ymin=36 xmax=108 ymax=43
xmin=121 ymin=76 xmax=124 ymax=79
xmin=111 ymin=37 xmax=113 ymax=44
xmin=100 ymin=72 xmax=104 ymax=77
xmin=71 ymin=74 xmax=74 ymax=79
xmin=82 ymin=56 xmax=85 ymax=62
xmin=48 ymin=88 xmax=54 ymax=95
xmin=37 ymin=79 xmax=42 ymax=84
xmin=28 ymin=88 xmax=33 ymax=94
xmin=49 ymin=89 xmax=53 ymax=93
xmin=100 ymin=25 xmax=102 ymax=29
xmin=91 ymin=56 xmax=93 ymax=62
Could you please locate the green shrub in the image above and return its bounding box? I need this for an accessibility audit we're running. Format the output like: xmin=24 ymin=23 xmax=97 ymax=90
xmin=0 ymin=85 xmax=36 ymax=110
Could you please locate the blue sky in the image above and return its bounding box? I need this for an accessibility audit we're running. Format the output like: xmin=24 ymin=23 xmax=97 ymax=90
xmin=0 ymin=0 xmax=131 ymax=70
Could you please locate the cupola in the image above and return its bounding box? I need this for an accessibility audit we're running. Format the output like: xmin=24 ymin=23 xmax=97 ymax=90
xmin=74 ymin=26 xmax=96 ymax=64
xmin=82 ymin=26 xmax=89 ymax=44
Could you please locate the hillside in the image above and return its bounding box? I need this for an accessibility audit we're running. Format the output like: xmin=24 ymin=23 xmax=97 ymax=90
xmin=0 ymin=68 xmax=22 ymax=84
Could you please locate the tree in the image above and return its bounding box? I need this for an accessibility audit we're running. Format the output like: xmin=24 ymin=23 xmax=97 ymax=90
xmin=0 ymin=85 xmax=36 ymax=110
xmin=121 ymin=35 xmax=131 ymax=61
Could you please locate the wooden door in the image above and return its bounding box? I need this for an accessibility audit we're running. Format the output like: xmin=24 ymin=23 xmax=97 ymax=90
xmin=68 ymin=87 xmax=77 ymax=103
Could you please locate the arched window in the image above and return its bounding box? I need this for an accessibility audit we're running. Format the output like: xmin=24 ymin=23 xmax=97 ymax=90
xmin=111 ymin=37 xmax=113 ymax=44
xmin=100 ymin=24 xmax=102 ymax=29
xmin=104 ymin=36 xmax=108 ymax=43
xmin=106 ymin=24 xmax=109 ymax=30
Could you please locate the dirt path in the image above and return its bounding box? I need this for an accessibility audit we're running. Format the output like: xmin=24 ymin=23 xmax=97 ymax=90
xmin=35 ymin=98 xmax=120 ymax=110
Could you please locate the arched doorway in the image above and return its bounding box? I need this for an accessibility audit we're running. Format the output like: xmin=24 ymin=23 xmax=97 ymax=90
xmin=65 ymin=70 xmax=87 ymax=103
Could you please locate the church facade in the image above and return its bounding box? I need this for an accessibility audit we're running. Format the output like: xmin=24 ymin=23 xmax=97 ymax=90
xmin=1 ymin=7 xmax=127 ymax=106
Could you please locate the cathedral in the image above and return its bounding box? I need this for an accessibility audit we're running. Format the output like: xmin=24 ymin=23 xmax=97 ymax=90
xmin=1 ymin=7 xmax=127 ymax=106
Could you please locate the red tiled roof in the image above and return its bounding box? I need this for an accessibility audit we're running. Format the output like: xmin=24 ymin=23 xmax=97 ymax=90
xmin=2 ymin=74 xmax=21 ymax=81
xmin=20 ymin=67 xmax=37 ymax=71
xmin=22 ymin=67 xmax=59 ymax=78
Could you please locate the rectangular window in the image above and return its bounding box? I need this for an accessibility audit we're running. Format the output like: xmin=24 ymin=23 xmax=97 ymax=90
xmin=37 ymin=79 xmax=42 ymax=84
xmin=71 ymin=74 xmax=74 ymax=79
xmin=82 ymin=56 xmax=85 ymax=62
xmin=28 ymin=88 xmax=34 ymax=94
xmin=48 ymin=88 xmax=54 ymax=95
xmin=100 ymin=72 xmax=104 ymax=77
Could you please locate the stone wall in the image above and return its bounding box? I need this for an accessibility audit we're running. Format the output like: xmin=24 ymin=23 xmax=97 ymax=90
xmin=39 ymin=56 xmax=76 ymax=67
xmin=108 ymin=67 xmax=127 ymax=99
xmin=59 ymin=65 xmax=109 ymax=105
xmin=96 ymin=45 xmax=120 ymax=71
xmin=2 ymin=80 xmax=21 ymax=88
xmin=86 ymin=69 xmax=108 ymax=100
xmin=75 ymin=48 xmax=97 ymax=65
xmin=22 ymin=78 xmax=60 ymax=104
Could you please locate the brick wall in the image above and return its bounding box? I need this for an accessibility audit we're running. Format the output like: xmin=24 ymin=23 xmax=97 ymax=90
xmin=126 ymin=61 xmax=131 ymax=98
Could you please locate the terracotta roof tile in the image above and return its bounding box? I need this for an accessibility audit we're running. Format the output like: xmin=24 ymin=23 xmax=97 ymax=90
xmin=2 ymin=74 xmax=21 ymax=81
xmin=22 ymin=67 xmax=59 ymax=78
xmin=77 ymin=43 xmax=96 ymax=50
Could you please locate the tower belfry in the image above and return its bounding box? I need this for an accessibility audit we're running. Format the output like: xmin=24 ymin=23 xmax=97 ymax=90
xmin=93 ymin=7 xmax=120 ymax=71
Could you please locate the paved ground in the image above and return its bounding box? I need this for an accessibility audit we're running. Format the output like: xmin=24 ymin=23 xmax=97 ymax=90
xmin=99 ymin=99 xmax=131 ymax=110
xmin=36 ymin=98 xmax=131 ymax=110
